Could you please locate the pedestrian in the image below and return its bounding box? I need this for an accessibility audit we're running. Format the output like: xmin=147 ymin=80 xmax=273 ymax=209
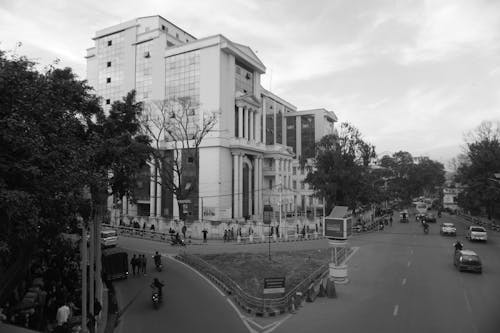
xmin=223 ymin=229 xmax=228 ymax=242
xmin=150 ymin=224 xmax=155 ymax=231
xmin=202 ymin=228 xmax=208 ymax=242
xmin=389 ymin=216 xmax=393 ymax=226
xmin=141 ymin=254 xmax=147 ymax=275
xmin=301 ymin=226 xmax=306 ymax=239
xmin=230 ymin=227 xmax=234 ymax=241
xmin=131 ymin=254 xmax=137 ymax=275
xmin=143 ymin=222 xmax=146 ymax=229
xmin=182 ymin=225 xmax=187 ymax=239
xmin=55 ymin=300 xmax=71 ymax=328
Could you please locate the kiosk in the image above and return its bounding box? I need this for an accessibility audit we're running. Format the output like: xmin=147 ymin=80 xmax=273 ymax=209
xmin=324 ymin=206 xmax=352 ymax=285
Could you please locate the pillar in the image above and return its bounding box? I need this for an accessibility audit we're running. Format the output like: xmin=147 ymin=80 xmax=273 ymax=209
xmin=233 ymin=154 xmax=239 ymax=218
xmin=156 ymin=173 xmax=162 ymax=217
xmin=149 ymin=163 xmax=156 ymax=218
xmin=238 ymin=106 xmax=243 ymax=138
xmin=244 ymin=107 xmax=249 ymax=140
xmin=250 ymin=109 xmax=254 ymax=141
xmin=238 ymin=154 xmax=243 ymax=218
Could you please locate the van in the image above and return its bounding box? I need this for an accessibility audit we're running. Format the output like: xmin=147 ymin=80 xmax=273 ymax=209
xmin=101 ymin=229 xmax=118 ymax=248
xmin=102 ymin=249 xmax=128 ymax=280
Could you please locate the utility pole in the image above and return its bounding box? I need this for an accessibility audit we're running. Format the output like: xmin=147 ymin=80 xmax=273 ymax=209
xmin=79 ymin=215 xmax=88 ymax=333
xmin=279 ymin=177 xmax=282 ymax=239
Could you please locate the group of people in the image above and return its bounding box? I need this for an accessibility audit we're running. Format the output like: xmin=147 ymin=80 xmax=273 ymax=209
xmin=130 ymin=254 xmax=147 ymax=275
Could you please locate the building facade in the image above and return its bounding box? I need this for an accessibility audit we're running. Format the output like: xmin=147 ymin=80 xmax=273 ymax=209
xmin=86 ymin=15 xmax=337 ymax=225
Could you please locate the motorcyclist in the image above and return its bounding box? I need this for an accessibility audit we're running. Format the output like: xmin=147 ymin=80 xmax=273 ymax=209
xmin=422 ymin=220 xmax=429 ymax=233
xmin=175 ymin=232 xmax=182 ymax=245
xmin=454 ymin=240 xmax=463 ymax=252
xmin=151 ymin=278 xmax=164 ymax=299
xmin=153 ymin=251 xmax=161 ymax=267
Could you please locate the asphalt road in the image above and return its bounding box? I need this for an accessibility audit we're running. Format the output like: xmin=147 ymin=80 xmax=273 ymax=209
xmin=112 ymin=213 xmax=500 ymax=333
xmin=274 ymin=212 xmax=500 ymax=333
xmin=112 ymin=251 xmax=248 ymax=333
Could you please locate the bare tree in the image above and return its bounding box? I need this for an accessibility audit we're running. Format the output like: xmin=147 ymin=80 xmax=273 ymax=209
xmin=141 ymin=97 xmax=218 ymax=222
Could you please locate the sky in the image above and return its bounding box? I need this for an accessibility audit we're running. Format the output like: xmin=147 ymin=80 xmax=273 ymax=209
xmin=1 ymin=0 xmax=500 ymax=167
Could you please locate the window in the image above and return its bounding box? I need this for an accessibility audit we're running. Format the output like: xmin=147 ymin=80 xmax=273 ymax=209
xmin=162 ymin=25 xmax=166 ymax=31
xmin=144 ymin=51 xmax=150 ymax=58
xmin=107 ymin=40 xmax=112 ymax=46
xmin=176 ymin=33 xmax=179 ymax=39
xmin=269 ymin=179 xmax=273 ymax=190
xmin=187 ymin=157 xmax=194 ymax=164
xmin=293 ymin=167 xmax=296 ymax=175
xmin=301 ymin=182 xmax=305 ymax=189
xmin=293 ymin=181 xmax=297 ymax=189
xmin=106 ymin=99 xmax=111 ymax=105
xmin=107 ymin=61 xmax=111 ymax=67
xmin=106 ymin=77 xmax=111 ymax=83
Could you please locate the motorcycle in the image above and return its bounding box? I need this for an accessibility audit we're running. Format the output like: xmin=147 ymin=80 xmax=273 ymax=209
xmin=155 ymin=262 xmax=163 ymax=272
xmin=171 ymin=238 xmax=186 ymax=246
xmin=423 ymin=225 xmax=429 ymax=234
xmin=152 ymin=290 xmax=161 ymax=309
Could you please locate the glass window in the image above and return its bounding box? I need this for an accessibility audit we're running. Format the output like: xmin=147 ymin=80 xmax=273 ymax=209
xmin=107 ymin=40 xmax=112 ymax=46
xmin=107 ymin=61 xmax=111 ymax=67
xmin=235 ymin=62 xmax=253 ymax=95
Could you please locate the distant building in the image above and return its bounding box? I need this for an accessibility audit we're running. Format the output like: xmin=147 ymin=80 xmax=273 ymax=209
xmin=443 ymin=187 xmax=462 ymax=212
xmin=86 ymin=15 xmax=337 ymax=224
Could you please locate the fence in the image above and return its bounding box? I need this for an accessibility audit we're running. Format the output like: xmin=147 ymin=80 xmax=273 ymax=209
xmin=176 ymin=253 xmax=329 ymax=315
xmin=458 ymin=213 xmax=500 ymax=232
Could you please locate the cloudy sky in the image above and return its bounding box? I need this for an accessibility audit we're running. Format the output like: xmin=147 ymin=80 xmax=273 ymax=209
xmin=1 ymin=0 xmax=500 ymax=166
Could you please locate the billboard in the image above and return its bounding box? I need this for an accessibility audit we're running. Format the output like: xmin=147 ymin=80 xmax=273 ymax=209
xmin=324 ymin=206 xmax=352 ymax=240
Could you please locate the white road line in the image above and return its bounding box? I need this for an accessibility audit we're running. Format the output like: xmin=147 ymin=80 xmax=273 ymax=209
xmin=464 ymin=290 xmax=472 ymax=313
xmin=341 ymin=246 xmax=360 ymax=265
xmin=170 ymin=256 xmax=225 ymax=297
xmin=402 ymin=278 xmax=407 ymax=286
xmin=407 ymin=261 xmax=411 ymax=267
xmin=227 ymin=299 xmax=258 ymax=333
xmin=409 ymin=249 xmax=413 ymax=255
xmin=263 ymin=315 xmax=292 ymax=333
xmin=393 ymin=304 xmax=399 ymax=316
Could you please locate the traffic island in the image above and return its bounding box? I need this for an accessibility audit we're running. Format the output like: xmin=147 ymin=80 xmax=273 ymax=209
xmin=176 ymin=248 xmax=352 ymax=316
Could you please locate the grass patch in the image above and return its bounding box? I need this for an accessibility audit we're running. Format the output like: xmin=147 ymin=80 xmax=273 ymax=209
xmin=200 ymin=249 xmax=331 ymax=298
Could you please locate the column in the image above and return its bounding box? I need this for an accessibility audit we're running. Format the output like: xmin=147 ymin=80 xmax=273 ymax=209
xmin=149 ymin=163 xmax=156 ymax=218
xmin=238 ymin=154 xmax=243 ymax=218
xmin=249 ymin=109 xmax=254 ymax=141
xmin=253 ymin=157 xmax=259 ymax=216
xmin=244 ymin=107 xmax=249 ymax=140
xmin=156 ymin=174 xmax=162 ymax=217
xmin=255 ymin=110 xmax=260 ymax=143
xmin=238 ymin=106 xmax=243 ymax=138
xmin=259 ymin=158 xmax=263 ymax=215
xmin=122 ymin=195 xmax=127 ymax=216
xmin=233 ymin=154 xmax=239 ymax=218
xmin=262 ymin=100 xmax=266 ymax=143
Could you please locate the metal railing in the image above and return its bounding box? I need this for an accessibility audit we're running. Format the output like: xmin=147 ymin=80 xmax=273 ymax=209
xmin=177 ymin=253 xmax=329 ymax=313
xmin=458 ymin=213 xmax=500 ymax=232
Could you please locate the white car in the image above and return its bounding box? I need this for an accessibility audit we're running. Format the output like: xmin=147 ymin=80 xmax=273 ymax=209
xmin=466 ymin=226 xmax=487 ymax=242
xmin=440 ymin=223 xmax=456 ymax=236
xmin=101 ymin=229 xmax=118 ymax=248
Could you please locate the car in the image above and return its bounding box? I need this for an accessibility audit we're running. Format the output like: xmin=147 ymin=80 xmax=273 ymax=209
xmin=440 ymin=222 xmax=456 ymax=236
xmin=416 ymin=213 xmax=426 ymax=222
xmin=101 ymin=229 xmax=118 ymax=248
xmin=466 ymin=226 xmax=487 ymax=242
xmin=425 ymin=213 xmax=436 ymax=223
xmin=454 ymin=250 xmax=482 ymax=273
xmin=399 ymin=210 xmax=409 ymax=223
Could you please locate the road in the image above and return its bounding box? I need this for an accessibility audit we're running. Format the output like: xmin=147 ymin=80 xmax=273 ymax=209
xmin=112 ymin=213 xmax=500 ymax=333
xmin=274 ymin=212 xmax=500 ymax=333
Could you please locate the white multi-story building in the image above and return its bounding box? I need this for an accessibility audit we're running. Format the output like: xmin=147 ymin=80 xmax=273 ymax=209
xmin=86 ymin=15 xmax=336 ymax=225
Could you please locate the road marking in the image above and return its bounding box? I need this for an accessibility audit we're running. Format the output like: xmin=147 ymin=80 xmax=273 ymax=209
xmin=227 ymin=299 xmax=258 ymax=333
xmin=393 ymin=304 xmax=399 ymax=316
xmin=409 ymin=248 xmax=413 ymax=255
xmin=341 ymin=246 xmax=360 ymax=265
xmin=263 ymin=315 xmax=292 ymax=333
xmin=407 ymin=261 xmax=411 ymax=267
xmin=170 ymin=256 xmax=225 ymax=297
xmin=464 ymin=290 xmax=472 ymax=313
xmin=402 ymin=278 xmax=407 ymax=286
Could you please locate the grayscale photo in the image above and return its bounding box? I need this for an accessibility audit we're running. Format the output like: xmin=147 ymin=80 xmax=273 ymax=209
xmin=1 ymin=0 xmax=499 ymax=332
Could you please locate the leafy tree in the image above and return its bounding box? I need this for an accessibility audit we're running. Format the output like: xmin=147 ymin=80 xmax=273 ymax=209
xmin=0 ymin=49 xmax=150 ymax=265
xmin=455 ymin=121 xmax=500 ymax=218
xmin=140 ymin=97 xmax=217 ymax=222
xmin=305 ymin=122 xmax=376 ymax=212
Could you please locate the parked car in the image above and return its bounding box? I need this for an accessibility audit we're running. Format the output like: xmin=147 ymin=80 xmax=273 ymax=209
xmin=425 ymin=213 xmax=436 ymax=223
xmin=466 ymin=226 xmax=487 ymax=242
xmin=101 ymin=229 xmax=118 ymax=248
xmin=440 ymin=222 xmax=456 ymax=236
xmin=454 ymin=249 xmax=482 ymax=273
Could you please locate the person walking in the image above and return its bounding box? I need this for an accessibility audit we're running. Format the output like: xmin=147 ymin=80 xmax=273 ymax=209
xmin=131 ymin=254 xmax=138 ymax=276
xmin=202 ymin=228 xmax=208 ymax=243
xmin=182 ymin=225 xmax=187 ymax=239
xmin=141 ymin=254 xmax=147 ymax=275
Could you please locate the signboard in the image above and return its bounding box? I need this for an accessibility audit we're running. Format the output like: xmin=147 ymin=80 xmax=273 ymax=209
xmin=324 ymin=206 xmax=352 ymax=240
xmin=263 ymin=277 xmax=286 ymax=294
xmin=177 ymin=199 xmax=192 ymax=204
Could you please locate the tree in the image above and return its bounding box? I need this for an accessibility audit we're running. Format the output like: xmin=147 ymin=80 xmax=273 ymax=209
xmin=0 ymin=49 xmax=150 ymax=265
xmin=305 ymin=122 xmax=376 ymax=212
xmin=141 ymin=97 xmax=217 ymax=222
xmin=455 ymin=121 xmax=500 ymax=218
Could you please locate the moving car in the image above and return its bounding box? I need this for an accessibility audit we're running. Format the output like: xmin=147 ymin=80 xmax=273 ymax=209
xmin=101 ymin=229 xmax=118 ymax=248
xmin=440 ymin=223 xmax=456 ymax=236
xmin=466 ymin=226 xmax=487 ymax=242
xmin=454 ymin=250 xmax=482 ymax=273
xmin=425 ymin=213 xmax=436 ymax=223
xmin=400 ymin=210 xmax=409 ymax=223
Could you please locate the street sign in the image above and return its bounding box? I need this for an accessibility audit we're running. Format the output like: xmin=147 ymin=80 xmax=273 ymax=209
xmin=177 ymin=199 xmax=191 ymax=204
xmin=325 ymin=206 xmax=352 ymax=240
xmin=263 ymin=277 xmax=286 ymax=294
xmin=263 ymin=205 xmax=273 ymax=225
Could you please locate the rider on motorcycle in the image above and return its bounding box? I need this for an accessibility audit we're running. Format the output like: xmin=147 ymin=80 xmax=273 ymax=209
xmin=151 ymin=278 xmax=164 ymax=299
xmin=422 ymin=220 xmax=429 ymax=233
xmin=454 ymin=240 xmax=463 ymax=252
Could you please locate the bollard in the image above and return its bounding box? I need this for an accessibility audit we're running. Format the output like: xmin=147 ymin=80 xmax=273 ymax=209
xmin=326 ymin=278 xmax=337 ymax=298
